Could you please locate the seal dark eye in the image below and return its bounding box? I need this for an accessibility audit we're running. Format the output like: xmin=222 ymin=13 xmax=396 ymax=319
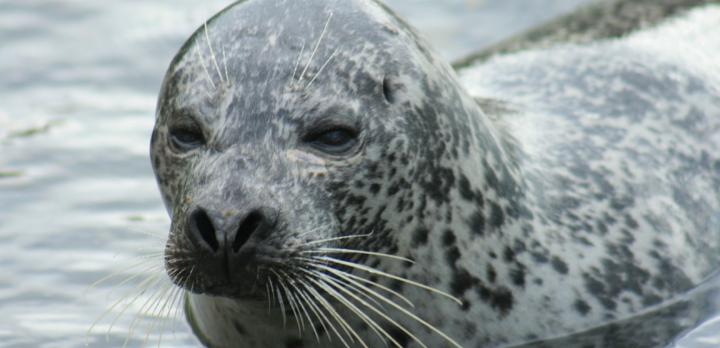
xmin=169 ymin=127 xmax=205 ymax=152
xmin=304 ymin=127 xmax=358 ymax=155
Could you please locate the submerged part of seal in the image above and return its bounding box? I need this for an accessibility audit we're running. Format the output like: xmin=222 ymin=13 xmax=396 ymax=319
xmin=150 ymin=0 xmax=720 ymax=347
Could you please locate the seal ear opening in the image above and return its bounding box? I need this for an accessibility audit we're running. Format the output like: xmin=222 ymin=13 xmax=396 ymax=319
xmin=382 ymin=76 xmax=396 ymax=104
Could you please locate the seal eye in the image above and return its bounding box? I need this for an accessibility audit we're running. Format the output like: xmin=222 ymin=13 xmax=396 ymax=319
xmin=305 ymin=127 xmax=358 ymax=155
xmin=169 ymin=127 xmax=205 ymax=152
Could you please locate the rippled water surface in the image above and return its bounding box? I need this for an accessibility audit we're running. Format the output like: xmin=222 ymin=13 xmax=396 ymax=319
xmin=1 ymin=1 xmax=718 ymax=347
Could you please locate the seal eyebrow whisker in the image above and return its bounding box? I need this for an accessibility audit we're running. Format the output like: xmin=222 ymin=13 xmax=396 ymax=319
xmin=204 ymin=21 xmax=226 ymax=85
xmin=290 ymin=42 xmax=306 ymax=87
xmin=303 ymin=247 xmax=415 ymax=264
xmin=194 ymin=45 xmax=217 ymax=90
xmin=305 ymin=46 xmax=340 ymax=90
xmin=299 ymin=12 xmax=334 ymax=83
xmin=221 ymin=45 xmax=230 ymax=83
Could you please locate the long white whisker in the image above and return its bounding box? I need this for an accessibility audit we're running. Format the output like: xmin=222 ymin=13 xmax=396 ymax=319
xmin=195 ymin=45 xmax=217 ymax=90
xmin=303 ymin=233 xmax=373 ymax=247
xmin=299 ymin=12 xmax=334 ymax=82
xmin=309 ymin=262 xmax=414 ymax=308
xmin=294 ymin=283 xmax=329 ymax=343
xmin=313 ymin=269 xmax=427 ymax=348
xmin=204 ymin=21 xmax=225 ymax=84
xmin=316 ymin=265 xmax=462 ymax=348
xmin=221 ymin=45 xmax=230 ymax=83
xmin=305 ymin=47 xmax=340 ymax=90
xmin=303 ymin=248 xmax=415 ymax=264
xmin=306 ymin=274 xmax=395 ymax=348
xmin=290 ymin=42 xmax=306 ymax=86
xmin=301 ymin=279 xmax=359 ymax=347
xmin=309 ymin=256 xmax=462 ymax=305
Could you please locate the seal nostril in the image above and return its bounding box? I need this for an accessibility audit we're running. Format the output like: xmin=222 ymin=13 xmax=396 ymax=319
xmin=233 ymin=211 xmax=263 ymax=253
xmin=190 ymin=209 xmax=219 ymax=252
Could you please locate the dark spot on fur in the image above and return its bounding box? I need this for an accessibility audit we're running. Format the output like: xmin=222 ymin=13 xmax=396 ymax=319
xmin=369 ymin=183 xmax=381 ymax=194
xmin=469 ymin=211 xmax=485 ymax=236
xmin=574 ymin=299 xmax=591 ymax=316
xmin=442 ymin=229 xmax=456 ymax=247
xmin=551 ymin=256 xmax=569 ymax=275
xmin=458 ymin=175 xmax=474 ymax=200
xmin=510 ymin=265 xmax=526 ymax=287
xmin=486 ymin=264 xmax=497 ymax=283
xmin=450 ymin=267 xmax=477 ymax=296
xmin=446 ymin=246 xmax=461 ymax=267
xmin=412 ymin=227 xmax=429 ymax=247
xmin=476 ymin=284 xmax=514 ymax=316
xmin=503 ymin=246 xmax=515 ymax=263
xmin=489 ymin=202 xmax=505 ymax=228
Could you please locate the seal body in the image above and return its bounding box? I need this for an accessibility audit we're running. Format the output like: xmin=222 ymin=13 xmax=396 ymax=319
xmin=150 ymin=0 xmax=720 ymax=347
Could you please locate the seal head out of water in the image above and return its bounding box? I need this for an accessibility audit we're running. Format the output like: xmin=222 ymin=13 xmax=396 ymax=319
xmin=150 ymin=0 xmax=720 ymax=346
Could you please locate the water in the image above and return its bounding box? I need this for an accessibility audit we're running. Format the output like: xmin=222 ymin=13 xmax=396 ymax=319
xmin=0 ymin=1 xmax=718 ymax=347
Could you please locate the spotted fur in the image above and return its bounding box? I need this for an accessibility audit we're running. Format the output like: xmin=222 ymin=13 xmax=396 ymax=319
xmin=150 ymin=0 xmax=720 ymax=347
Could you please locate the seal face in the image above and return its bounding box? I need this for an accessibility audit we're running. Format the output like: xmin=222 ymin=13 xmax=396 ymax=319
xmin=150 ymin=0 xmax=720 ymax=347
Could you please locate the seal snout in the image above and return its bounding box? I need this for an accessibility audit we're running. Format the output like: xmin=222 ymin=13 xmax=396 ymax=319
xmin=187 ymin=206 xmax=277 ymax=255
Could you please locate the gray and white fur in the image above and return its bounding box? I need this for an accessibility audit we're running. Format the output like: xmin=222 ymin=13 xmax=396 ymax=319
xmin=150 ymin=0 xmax=720 ymax=347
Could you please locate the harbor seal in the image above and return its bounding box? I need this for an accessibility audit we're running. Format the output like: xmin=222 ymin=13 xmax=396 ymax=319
xmin=150 ymin=0 xmax=720 ymax=347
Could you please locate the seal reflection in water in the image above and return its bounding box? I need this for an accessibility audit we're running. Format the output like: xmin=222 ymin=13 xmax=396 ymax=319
xmin=150 ymin=0 xmax=720 ymax=347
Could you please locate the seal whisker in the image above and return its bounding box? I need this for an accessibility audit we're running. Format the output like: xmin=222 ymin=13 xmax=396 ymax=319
xmin=309 ymin=256 xmax=462 ymax=305
xmin=272 ymin=271 xmax=289 ymax=328
xmin=221 ymin=45 xmax=230 ymax=84
xmin=87 ymin=272 xmax=161 ymax=342
xmin=315 ymin=264 xmax=462 ymax=348
xmin=155 ymin=285 xmax=182 ymax=347
xmin=304 ymin=47 xmax=340 ymax=90
xmin=204 ymin=21 xmax=225 ymax=85
xmin=295 ymin=224 xmax=331 ymax=240
xmin=283 ymin=272 xmax=319 ymax=341
xmin=194 ymin=45 xmax=217 ymax=91
xmin=299 ymin=12 xmax=334 ymax=83
xmin=123 ymin=282 xmax=172 ymax=348
xmin=303 ymin=233 xmax=373 ymax=247
xmin=141 ymin=283 xmax=176 ymax=347
xmin=306 ymin=262 xmax=414 ymax=308
xmin=294 ymin=282 xmax=329 ymax=343
xmin=305 ymin=273 xmax=402 ymax=348
xmin=300 ymin=279 xmax=356 ymax=348
xmin=87 ymin=261 xmax=162 ymax=296
xmin=276 ymin=270 xmax=305 ymax=334
xmin=303 ymin=247 xmax=415 ymax=264
xmin=310 ymin=269 xmax=429 ymax=348
xmin=268 ymin=276 xmax=277 ymax=313
xmin=290 ymin=42 xmax=306 ymax=87
xmin=106 ymin=273 xmax=166 ymax=339
xmin=171 ymin=267 xmax=192 ymax=335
